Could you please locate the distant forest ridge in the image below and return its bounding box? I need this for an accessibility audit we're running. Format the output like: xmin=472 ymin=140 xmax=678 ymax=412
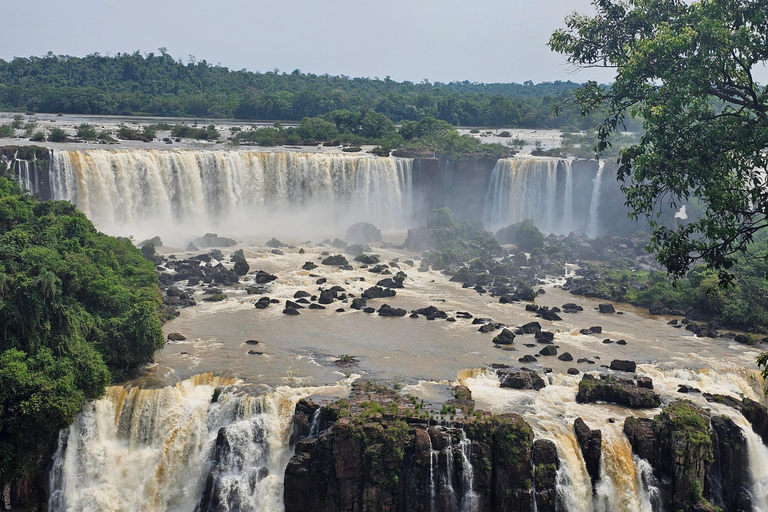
xmin=0 ymin=51 xmax=595 ymax=128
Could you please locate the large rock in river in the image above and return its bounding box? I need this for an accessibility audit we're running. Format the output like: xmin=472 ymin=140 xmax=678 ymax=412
xmin=576 ymin=374 xmax=661 ymax=408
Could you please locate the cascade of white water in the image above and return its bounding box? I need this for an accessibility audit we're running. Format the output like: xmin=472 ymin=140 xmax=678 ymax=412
xmin=11 ymin=150 xmax=39 ymax=195
xmin=457 ymin=430 xmax=477 ymax=512
xmin=634 ymin=456 xmax=662 ymax=511
xmin=734 ymin=417 xmax=768 ymax=510
xmin=47 ymin=373 xmax=356 ymax=512
xmin=562 ymin=160 xmax=574 ymax=233
xmin=483 ymin=158 xmax=562 ymax=234
xmin=430 ymin=433 xmax=437 ymax=512
xmin=444 ymin=434 xmax=459 ymax=512
xmin=593 ymin=429 xmax=654 ymax=512
xmin=307 ymin=408 xmax=322 ymax=438
xmin=46 ymin=149 xmax=414 ymax=240
xmin=587 ymin=160 xmax=605 ymax=237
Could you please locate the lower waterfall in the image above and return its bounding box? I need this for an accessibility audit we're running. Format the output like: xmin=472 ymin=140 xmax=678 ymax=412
xmin=46 ymin=149 xmax=413 ymax=240
xmin=47 ymin=373 xmax=356 ymax=512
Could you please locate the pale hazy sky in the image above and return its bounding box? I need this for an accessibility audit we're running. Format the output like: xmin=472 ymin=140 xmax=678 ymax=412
xmin=2 ymin=0 xmax=616 ymax=84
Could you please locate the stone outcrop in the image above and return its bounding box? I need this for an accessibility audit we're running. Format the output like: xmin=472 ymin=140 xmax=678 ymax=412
xmin=573 ymin=418 xmax=601 ymax=488
xmin=576 ymin=374 xmax=661 ymax=409
xmin=498 ymin=369 xmax=546 ymax=391
xmin=283 ymin=381 xmax=554 ymax=512
xmin=623 ymin=401 xmax=721 ymax=512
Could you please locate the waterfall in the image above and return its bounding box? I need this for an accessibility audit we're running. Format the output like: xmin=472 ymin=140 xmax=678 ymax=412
xmin=10 ymin=150 xmax=41 ymax=196
xmin=562 ymin=160 xmax=574 ymax=233
xmin=428 ymin=425 xmax=477 ymax=512
xmin=483 ymin=158 xmax=561 ymax=234
xmin=634 ymin=456 xmax=662 ymax=511
xmin=737 ymin=418 xmax=768 ymax=509
xmin=457 ymin=430 xmax=477 ymax=512
xmin=307 ymin=408 xmax=322 ymax=438
xmin=586 ymin=160 xmax=605 ymax=237
xmin=593 ymin=430 xmax=654 ymax=512
xmin=482 ymin=157 xmax=604 ymax=236
xmin=46 ymin=149 xmax=414 ymax=240
xmin=47 ymin=373 xmax=355 ymax=512
xmin=430 ymin=432 xmax=438 ymax=512
xmin=553 ymin=432 xmax=594 ymax=512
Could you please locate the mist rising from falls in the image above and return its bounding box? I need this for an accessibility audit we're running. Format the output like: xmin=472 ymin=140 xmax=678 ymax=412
xmin=47 ymin=374 xmax=355 ymax=512
xmin=48 ymin=150 xmax=413 ymax=241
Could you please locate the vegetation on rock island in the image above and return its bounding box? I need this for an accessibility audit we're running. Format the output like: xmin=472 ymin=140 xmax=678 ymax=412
xmin=0 ymin=162 xmax=164 ymax=484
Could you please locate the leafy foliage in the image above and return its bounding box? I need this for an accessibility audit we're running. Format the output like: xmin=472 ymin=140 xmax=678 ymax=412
xmin=0 ymin=163 xmax=164 ymax=483
xmin=550 ymin=0 xmax=768 ymax=282
xmin=0 ymin=51 xmax=597 ymax=128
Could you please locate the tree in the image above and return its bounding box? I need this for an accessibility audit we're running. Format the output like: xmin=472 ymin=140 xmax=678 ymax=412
xmin=549 ymin=0 xmax=768 ymax=283
xmin=0 ymin=162 xmax=164 ymax=483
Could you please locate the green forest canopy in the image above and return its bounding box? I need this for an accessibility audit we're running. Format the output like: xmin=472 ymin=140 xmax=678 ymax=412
xmin=0 ymin=51 xmax=595 ymax=128
xmin=0 ymin=162 xmax=164 ymax=483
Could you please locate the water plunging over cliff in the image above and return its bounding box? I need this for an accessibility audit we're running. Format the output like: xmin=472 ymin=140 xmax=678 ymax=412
xmin=46 ymin=150 xmax=413 ymax=240
xmin=482 ymin=157 xmax=617 ymax=236
xmin=47 ymin=374 xmax=356 ymax=512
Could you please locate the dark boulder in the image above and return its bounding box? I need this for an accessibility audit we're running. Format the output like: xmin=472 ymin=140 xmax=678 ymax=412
xmin=516 ymin=282 xmax=536 ymax=301
xmin=361 ymin=286 xmax=396 ymax=300
xmin=558 ymin=352 xmax=574 ymax=362
xmin=562 ymin=303 xmax=583 ymax=313
xmin=574 ymin=418 xmax=602 ymax=488
xmin=285 ymin=300 xmax=304 ymax=310
xmin=412 ymin=306 xmax=447 ymax=320
xmin=167 ymin=332 xmax=186 ymax=341
xmin=378 ymin=304 xmax=407 ymax=317
xmin=318 ymin=289 xmax=335 ymax=304
xmin=537 ymin=307 xmax=562 ymax=321
xmin=539 ymin=345 xmax=557 ymax=356
xmin=598 ymin=303 xmax=616 ymax=314
xmin=321 ymin=254 xmax=349 ymax=266
xmin=253 ymin=270 xmax=278 ymax=284
xmin=283 ymin=307 xmax=300 ymax=315
xmin=404 ymin=226 xmax=433 ymax=251
xmin=649 ymin=301 xmax=666 ymax=315
xmin=519 ymin=355 xmax=538 ymax=363
xmin=233 ymin=259 xmax=250 ymax=276
xmin=493 ymin=329 xmax=516 ymax=345
xmin=533 ymin=440 xmax=560 ymax=512
xmin=499 ymin=370 xmax=546 ymax=391
xmin=576 ymin=374 xmax=661 ymax=409
xmin=610 ymin=359 xmax=637 ymax=373
xmin=254 ymin=297 xmax=271 ymax=309
xmin=519 ymin=321 xmax=542 ymax=334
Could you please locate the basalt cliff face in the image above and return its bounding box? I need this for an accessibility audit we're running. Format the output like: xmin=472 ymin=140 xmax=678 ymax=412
xmin=285 ymin=383 xmax=768 ymax=512
xmin=284 ymin=382 xmax=551 ymax=512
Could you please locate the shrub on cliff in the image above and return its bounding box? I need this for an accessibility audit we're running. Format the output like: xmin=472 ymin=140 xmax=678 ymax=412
xmin=496 ymin=219 xmax=545 ymax=251
xmin=0 ymin=162 xmax=164 ymax=483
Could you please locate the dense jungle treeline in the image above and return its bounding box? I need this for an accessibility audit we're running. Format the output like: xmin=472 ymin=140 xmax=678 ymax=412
xmin=0 ymin=51 xmax=596 ymax=128
xmin=0 ymin=161 xmax=164 ymax=484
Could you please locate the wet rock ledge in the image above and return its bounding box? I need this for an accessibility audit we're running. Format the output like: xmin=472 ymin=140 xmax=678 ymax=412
xmin=284 ymin=380 xmax=558 ymax=512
